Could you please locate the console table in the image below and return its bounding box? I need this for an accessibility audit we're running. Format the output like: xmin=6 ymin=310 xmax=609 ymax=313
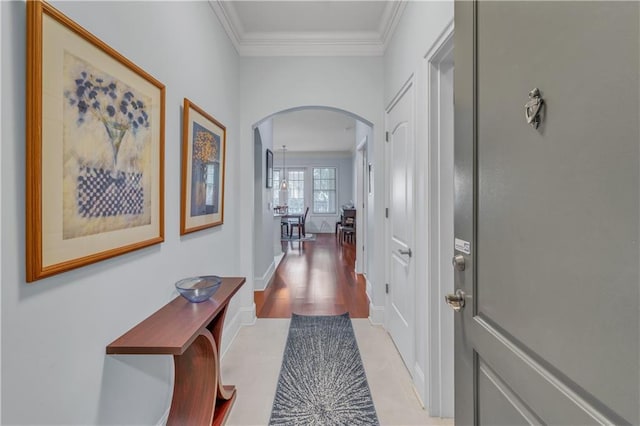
xmin=106 ymin=277 xmax=245 ymax=426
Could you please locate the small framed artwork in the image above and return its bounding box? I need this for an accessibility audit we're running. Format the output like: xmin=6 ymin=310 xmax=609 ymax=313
xmin=266 ymin=149 xmax=274 ymax=188
xmin=26 ymin=0 xmax=165 ymax=282
xmin=181 ymin=98 xmax=226 ymax=235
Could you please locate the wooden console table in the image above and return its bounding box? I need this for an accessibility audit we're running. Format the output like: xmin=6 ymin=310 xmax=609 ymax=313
xmin=107 ymin=277 xmax=245 ymax=426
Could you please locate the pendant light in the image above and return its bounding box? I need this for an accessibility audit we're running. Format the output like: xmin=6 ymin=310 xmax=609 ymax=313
xmin=280 ymin=145 xmax=288 ymax=191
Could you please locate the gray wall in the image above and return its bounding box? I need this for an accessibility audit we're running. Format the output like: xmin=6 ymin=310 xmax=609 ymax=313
xmin=274 ymin=152 xmax=354 ymax=233
xmin=1 ymin=1 xmax=243 ymax=424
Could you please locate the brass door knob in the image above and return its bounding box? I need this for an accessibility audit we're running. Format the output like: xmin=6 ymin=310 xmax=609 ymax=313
xmin=445 ymin=289 xmax=466 ymax=312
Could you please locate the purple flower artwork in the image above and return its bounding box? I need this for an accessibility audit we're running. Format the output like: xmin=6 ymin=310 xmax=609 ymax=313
xmin=62 ymin=53 xmax=152 ymax=239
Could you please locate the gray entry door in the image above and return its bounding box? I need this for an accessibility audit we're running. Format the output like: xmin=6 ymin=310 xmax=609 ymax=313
xmin=453 ymin=2 xmax=639 ymax=425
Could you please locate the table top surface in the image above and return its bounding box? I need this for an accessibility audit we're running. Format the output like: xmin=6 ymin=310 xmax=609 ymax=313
xmin=106 ymin=277 xmax=245 ymax=355
xmin=274 ymin=213 xmax=304 ymax=219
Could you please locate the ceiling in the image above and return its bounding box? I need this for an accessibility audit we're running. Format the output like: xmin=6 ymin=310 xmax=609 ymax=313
xmin=209 ymin=1 xmax=406 ymax=56
xmin=212 ymin=2 xmax=390 ymax=151
xmin=272 ymin=109 xmax=356 ymax=153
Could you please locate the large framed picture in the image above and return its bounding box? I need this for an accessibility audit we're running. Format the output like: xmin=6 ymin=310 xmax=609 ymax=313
xmin=26 ymin=0 xmax=165 ymax=282
xmin=266 ymin=149 xmax=273 ymax=188
xmin=181 ymin=98 xmax=226 ymax=235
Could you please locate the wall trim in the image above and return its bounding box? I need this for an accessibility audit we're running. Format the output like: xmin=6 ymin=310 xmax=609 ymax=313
xmin=253 ymin=259 xmax=276 ymax=291
xmin=368 ymin=303 xmax=384 ymax=325
xmin=220 ymin=304 xmax=256 ymax=359
xmin=413 ymin=364 xmax=426 ymax=408
xmin=208 ymin=0 xmax=407 ymax=57
xmin=365 ymin=276 xmax=374 ymax=304
xmin=156 ymin=408 xmax=170 ymax=426
xmin=423 ymin=19 xmax=455 ymax=419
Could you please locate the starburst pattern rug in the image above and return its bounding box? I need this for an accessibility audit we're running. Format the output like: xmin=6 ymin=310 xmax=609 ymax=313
xmin=269 ymin=313 xmax=379 ymax=425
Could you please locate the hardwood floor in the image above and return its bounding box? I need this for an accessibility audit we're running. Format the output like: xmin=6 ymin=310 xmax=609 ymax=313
xmin=255 ymin=234 xmax=370 ymax=318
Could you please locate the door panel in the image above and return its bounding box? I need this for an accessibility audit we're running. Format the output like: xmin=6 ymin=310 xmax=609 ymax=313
xmin=478 ymin=361 xmax=536 ymax=426
xmin=387 ymin=81 xmax=415 ymax=371
xmin=455 ymin=1 xmax=639 ymax=424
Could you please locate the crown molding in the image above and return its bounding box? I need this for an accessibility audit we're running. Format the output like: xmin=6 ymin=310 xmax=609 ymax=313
xmin=209 ymin=0 xmax=406 ymax=57
xmin=380 ymin=1 xmax=408 ymax=50
xmin=208 ymin=0 xmax=242 ymax=54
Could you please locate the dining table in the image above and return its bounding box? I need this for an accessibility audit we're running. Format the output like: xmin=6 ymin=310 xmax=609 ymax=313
xmin=274 ymin=213 xmax=305 ymax=238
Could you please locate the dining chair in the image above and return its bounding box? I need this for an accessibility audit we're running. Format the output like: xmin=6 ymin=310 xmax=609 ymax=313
xmin=337 ymin=208 xmax=356 ymax=242
xmin=340 ymin=216 xmax=355 ymax=243
xmin=290 ymin=207 xmax=309 ymax=238
xmin=280 ymin=220 xmax=289 ymax=237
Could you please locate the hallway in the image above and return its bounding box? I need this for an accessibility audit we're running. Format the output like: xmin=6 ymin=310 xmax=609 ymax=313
xmin=222 ymin=318 xmax=453 ymax=425
xmin=256 ymin=234 xmax=370 ymax=318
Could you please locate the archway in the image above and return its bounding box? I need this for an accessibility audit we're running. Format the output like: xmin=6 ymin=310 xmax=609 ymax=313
xmin=251 ymin=106 xmax=374 ymax=313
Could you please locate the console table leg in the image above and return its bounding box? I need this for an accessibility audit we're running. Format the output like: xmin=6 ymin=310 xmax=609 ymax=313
xmin=167 ymin=331 xmax=218 ymax=426
xmin=207 ymin=305 xmax=237 ymax=424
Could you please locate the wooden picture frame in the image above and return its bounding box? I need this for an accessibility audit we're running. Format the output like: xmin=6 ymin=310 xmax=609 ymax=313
xmin=266 ymin=149 xmax=274 ymax=188
xmin=26 ymin=0 xmax=165 ymax=282
xmin=180 ymin=98 xmax=226 ymax=235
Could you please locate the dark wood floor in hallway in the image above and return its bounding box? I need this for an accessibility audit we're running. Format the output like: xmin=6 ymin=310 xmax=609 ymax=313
xmin=255 ymin=234 xmax=369 ymax=318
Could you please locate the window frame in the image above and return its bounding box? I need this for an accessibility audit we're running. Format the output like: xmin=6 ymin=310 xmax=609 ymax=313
xmin=284 ymin=168 xmax=306 ymax=215
xmin=272 ymin=168 xmax=282 ymax=207
xmin=312 ymin=166 xmax=337 ymax=215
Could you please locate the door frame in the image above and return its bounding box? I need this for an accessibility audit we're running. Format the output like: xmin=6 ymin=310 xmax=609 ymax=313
xmin=356 ymin=136 xmax=368 ymax=275
xmin=423 ymin=20 xmax=455 ymax=418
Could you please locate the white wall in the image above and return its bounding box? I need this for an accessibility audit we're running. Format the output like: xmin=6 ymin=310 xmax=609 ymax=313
xmin=1 ymin=1 xmax=245 ymax=424
xmin=253 ymin=120 xmax=276 ymax=288
xmin=383 ymin=0 xmax=454 ymax=416
xmin=274 ymin=151 xmax=354 ymax=233
xmin=239 ymin=56 xmax=386 ymax=316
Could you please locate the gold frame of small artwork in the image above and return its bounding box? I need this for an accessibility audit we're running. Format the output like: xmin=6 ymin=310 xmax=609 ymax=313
xmin=180 ymin=98 xmax=226 ymax=235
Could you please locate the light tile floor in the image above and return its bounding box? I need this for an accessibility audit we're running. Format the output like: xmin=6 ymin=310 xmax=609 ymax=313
xmin=221 ymin=319 xmax=454 ymax=426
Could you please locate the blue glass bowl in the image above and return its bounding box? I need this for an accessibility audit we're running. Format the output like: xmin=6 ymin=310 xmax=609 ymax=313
xmin=175 ymin=276 xmax=222 ymax=303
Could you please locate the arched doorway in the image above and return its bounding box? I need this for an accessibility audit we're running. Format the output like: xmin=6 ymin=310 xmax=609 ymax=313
xmin=251 ymin=106 xmax=374 ymax=316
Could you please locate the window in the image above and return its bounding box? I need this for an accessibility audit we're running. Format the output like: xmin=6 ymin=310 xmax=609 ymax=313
xmin=313 ymin=167 xmax=336 ymax=214
xmin=272 ymin=169 xmax=281 ymax=207
xmin=286 ymin=169 xmax=305 ymax=214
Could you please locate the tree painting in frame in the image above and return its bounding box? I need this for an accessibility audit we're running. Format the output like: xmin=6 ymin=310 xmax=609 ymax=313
xmin=26 ymin=0 xmax=165 ymax=282
xmin=181 ymin=99 xmax=226 ymax=235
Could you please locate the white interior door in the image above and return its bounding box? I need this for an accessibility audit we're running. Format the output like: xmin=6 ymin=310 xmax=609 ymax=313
xmin=386 ymin=81 xmax=415 ymax=371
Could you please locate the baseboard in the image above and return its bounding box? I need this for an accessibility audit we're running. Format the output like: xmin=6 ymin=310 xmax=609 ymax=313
xmin=274 ymin=252 xmax=285 ymax=268
xmin=413 ymin=364 xmax=427 ymax=409
xmin=156 ymin=408 xmax=169 ymax=426
xmin=220 ymin=304 xmax=256 ymax=359
xmin=368 ymin=303 xmax=384 ymax=325
xmin=365 ymin=277 xmax=373 ymax=303
xmin=253 ymin=259 xmax=276 ymax=291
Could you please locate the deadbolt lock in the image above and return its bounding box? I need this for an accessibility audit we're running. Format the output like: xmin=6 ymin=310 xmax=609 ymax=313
xmin=452 ymin=254 xmax=466 ymax=271
xmin=445 ymin=289 xmax=466 ymax=312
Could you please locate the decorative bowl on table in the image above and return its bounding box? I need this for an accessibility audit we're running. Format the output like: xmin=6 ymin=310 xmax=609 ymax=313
xmin=175 ymin=276 xmax=222 ymax=303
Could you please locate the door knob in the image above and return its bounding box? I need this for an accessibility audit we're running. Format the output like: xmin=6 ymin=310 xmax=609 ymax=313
xmin=452 ymin=254 xmax=466 ymax=271
xmin=445 ymin=289 xmax=466 ymax=312
xmin=398 ymin=248 xmax=412 ymax=257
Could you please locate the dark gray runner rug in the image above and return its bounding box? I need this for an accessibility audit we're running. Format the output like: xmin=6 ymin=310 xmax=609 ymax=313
xmin=269 ymin=313 xmax=379 ymax=425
